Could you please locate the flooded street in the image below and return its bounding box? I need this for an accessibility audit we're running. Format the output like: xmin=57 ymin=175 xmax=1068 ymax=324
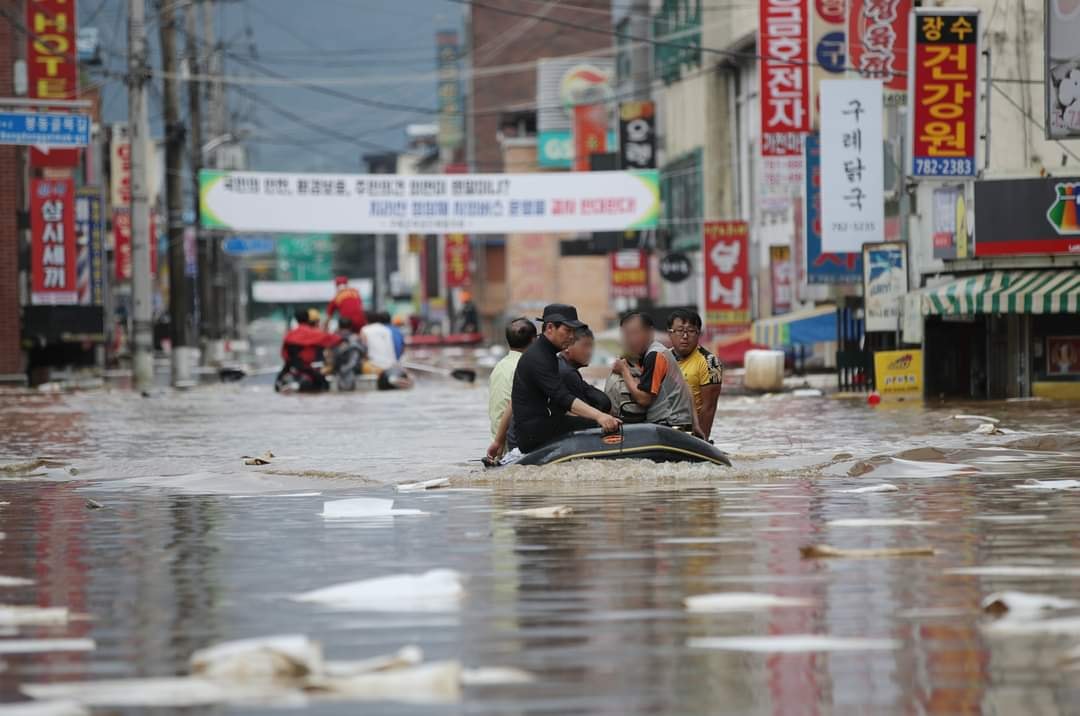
xmin=3 ymin=381 xmax=1080 ymax=714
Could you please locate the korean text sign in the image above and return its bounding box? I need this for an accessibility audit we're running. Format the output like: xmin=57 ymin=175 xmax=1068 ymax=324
xmin=200 ymin=170 xmax=660 ymax=234
xmin=820 ymin=79 xmax=885 ymax=253
xmin=573 ymin=104 xmax=608 ymax=172
xmin=811 ymin=0 xmax=846 ymax=127
xmin=26 ymin=0 xmax=80 ymax=167
xmin=31 ymin=178 xmax=77 ymax=305
xmin=759 ymin=0 xmax=811 ymax=156
xmin=444 ymin=234 xmax=471 ymax=288
xmin=909 ymin=10 xmax=979 ymax=178
xmin=610 ymin=250 xmax=648 ymax=298
xmin=770 ymin=245 xmax=794 ymax=314
xmin=804 ymin=133 xmax=862 ymax=283
xmin=703 ymin=221 xmax=751 ymax=332
xmin=618 ymin=101 xmax=656 ymax=170
xmin=873 ymin=349 xmax=923 ymax=400
xmin=849 ymin=0 xmax=910 ymax=102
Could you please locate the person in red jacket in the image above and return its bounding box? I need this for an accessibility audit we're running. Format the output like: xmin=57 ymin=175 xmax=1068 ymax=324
xmin=277 ymin=309 xmax=342 ymax=392
xmin=326 ymin=276 xmax=366 ymax=332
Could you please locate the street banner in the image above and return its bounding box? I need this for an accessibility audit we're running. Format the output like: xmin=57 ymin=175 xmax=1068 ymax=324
xmin=804 ymin=133 xmax=862 ymax=284
xmin=113 ymin=209 xmax=131 ymax=282
xmin=573 ymin=104 xmax=608 ymax=172
xmin=26 ymin=0 xmax=80 ymax=167
xmin=537 ymin=59 xmax=614 ymax=168
xmin=703 ymin=221 xmax=751 ymax=333
xmin=759 ymin=0 xmax=811 ymax=156
xmin=848 ymin=0 xmax=910 ymax=104
xmin=0 ymin=112 xmax=90 ymax=147
xmin=931 ymin=184 xmax=968 ymax=259
xmin=31 ymin=178 xmax=77 ymax=305
xmin=200 ymin=170 xmax=660 ymax=234
xmin=110 ymin=124 xmax=131 ymax=209
xmin=1047 ymin=0 xmax=1080 ymax=139
xmin=769 ymin=245 xmax=793 ymax=314
xmin=610 ymin=249 xmax=648 ymax=299
xmin=873 ymin=349 xmax=923 ymax=399
xmin=908 ymin=9 xmax=979 ymax=178
xmin=618 ymin=101 xmax=656 ymax=170
xmin=1047 ymin=336 xmax=1080 ymax=376
xmin=444 ymin=234 xmax=472 ymax=288
xmin=862 ymin=241 xmax=907 ymax=332
xmin=811 ymin=0 xmax=846 ymax=127
xmin=820 ymin=79 xmax=885 ymax=253
xmin=973 ymin=176 xmax=1080 ymax=256
xmin=436 ymin=31 xmax=464 ymax=151
xmin=75 ymin=189 xmax=104 ymax=305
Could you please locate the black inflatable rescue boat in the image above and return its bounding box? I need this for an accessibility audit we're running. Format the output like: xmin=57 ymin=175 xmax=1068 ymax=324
xmin=514 ymin=424 xmax=732 ymax=467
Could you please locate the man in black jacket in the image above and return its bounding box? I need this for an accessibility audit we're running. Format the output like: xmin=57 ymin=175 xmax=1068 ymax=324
xmin=559 ymin=326 xmax=611 ymax=414
xmin=488 ymin=304 xmax=621 ymax=457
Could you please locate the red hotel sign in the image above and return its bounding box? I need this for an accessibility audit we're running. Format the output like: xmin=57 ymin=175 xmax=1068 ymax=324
xmin=26 ymin=0 xmax=80 ymax=167
xmin=759 ymin=0 xmax=810 ymax=156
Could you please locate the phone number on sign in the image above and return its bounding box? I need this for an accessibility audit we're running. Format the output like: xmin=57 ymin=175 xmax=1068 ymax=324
xmin=913 ymin=157 xmax=975 ymax=177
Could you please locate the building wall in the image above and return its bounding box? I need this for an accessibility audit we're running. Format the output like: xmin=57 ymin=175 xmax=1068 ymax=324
xmin=0 ymin=9 xmax=22 ymax=378
xmin=557 ymin=255 xmax=610 ymax=327
xmin=467 ymin=0 xmax=611 ymax=173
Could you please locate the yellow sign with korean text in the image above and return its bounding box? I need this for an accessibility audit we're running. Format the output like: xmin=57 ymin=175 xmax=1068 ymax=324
xmin=874 ymin=350 xmax=923 ymax=400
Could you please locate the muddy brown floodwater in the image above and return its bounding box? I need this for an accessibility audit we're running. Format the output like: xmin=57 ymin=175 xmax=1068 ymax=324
xmin=2 ymin=380 xmax=1080 ymax=714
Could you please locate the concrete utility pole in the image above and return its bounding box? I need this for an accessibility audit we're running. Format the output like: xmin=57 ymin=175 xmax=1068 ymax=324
xmin=201 ymin=0 xmax=227 ymax=358
xmin=158 ymin=0 xmax=192 ymax=384
xmin=129 ymin=0 xmax=154 ymax=391
xmin=185 ymin=0 xmax=206 ymax=341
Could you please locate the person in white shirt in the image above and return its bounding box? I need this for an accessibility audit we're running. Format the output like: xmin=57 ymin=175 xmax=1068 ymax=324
xmin=361 ymin=312 xmax=398 ymax=370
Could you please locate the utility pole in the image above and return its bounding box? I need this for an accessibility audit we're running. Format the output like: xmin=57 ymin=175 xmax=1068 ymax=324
xmin=185 ymin=0 xmax=206 ymax=344
xmin=201 ymin=0 xmax=227 ymax=359
xmin=158 ymin=0 xmax=192 ymax=384
xmin=129 ymin=0 xmax=154 ymax=391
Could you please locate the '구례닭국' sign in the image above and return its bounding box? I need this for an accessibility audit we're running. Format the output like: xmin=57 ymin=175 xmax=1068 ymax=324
xmin=199 ymin=170 xmax=659 ymax=235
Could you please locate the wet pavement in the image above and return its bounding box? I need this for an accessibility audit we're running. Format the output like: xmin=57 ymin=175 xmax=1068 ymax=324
xmin=3 ymin=381 xmax=1080 ymax=714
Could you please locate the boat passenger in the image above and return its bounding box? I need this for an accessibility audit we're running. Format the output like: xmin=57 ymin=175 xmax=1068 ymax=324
xmin=488 ymin=317 xmax=537 ymax=443
xmin=326 ymin=276 xmax=366 ymax=331
xmin=361 ymin=312 xmax=399 ymax=371
xmin=558 ymin=325 xmax=611 ymax=414
xmin=498 ymin=304 xmax=621 ymax=455
xmin=278 ymin=308 xmax=342 ymax=392
xmin=610 ymin=311 xmax=704 ymax=439
xmin=667 ymin=309 xmax=724 ymax=439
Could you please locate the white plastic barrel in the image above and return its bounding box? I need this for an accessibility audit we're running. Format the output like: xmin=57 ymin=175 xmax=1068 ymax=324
xmin=743 ymin=349 xmax=785 ymax=392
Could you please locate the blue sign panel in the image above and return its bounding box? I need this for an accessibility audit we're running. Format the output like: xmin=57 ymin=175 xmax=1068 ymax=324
xmin=0 ymin=112 xmax=90 ymax=147
xmin=222 ymin=235 xmax=276 ymax=256
xmin=805 ymin=133 xmax=862 ymax=284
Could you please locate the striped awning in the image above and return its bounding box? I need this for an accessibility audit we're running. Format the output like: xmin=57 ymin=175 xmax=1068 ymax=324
xmin=752 ymin=304 xmax=836 ymax=347
xmin=916 ymin=270 xmax=1080 ymax=316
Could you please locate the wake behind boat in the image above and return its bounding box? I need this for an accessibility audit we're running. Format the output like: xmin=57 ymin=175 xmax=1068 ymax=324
xmin=506 ymin=424 xmax=732 ymax=467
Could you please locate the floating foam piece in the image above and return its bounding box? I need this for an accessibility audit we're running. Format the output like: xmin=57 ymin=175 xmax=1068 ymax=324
xmin=190 ymin=635 xmax=323 ymax=681
xmin=321 ymin=646 xmax=423 ymax=678
xmin=688 ymin=635 xmax=899 ymax=652
xmin=396 ymin=479 xmax=450 ymax=492
xmin=825 ymin=518 xmax=934 ymax=527
xmin=952 ymin=414 xmax=1000 ymax=423
xmin=972 ymin=514 xmax=1048 ymax=523
xmin=835 ymin=484 xmax=900 ymax=494
xmin=684 ymin=592 xmax=810 ymax=613
xmin=0 ymin=577 xmax=34 ymax=588
xmin=1016 ymin=479 xmax=1080 ymax=491
xmin=20 ymin=678 xmax=267 ymax=708
xmin=321 ymin=498 xmax=426 ymax=519
xmin=0 ymin=606 xmax=68 ymax=626
xmin=459 ymin=667 xmax=535 ymax=685
xmin=0 ymin=639 xmax=94 ymax=655
xmin=982 ymin=616 xmax=1080 ymax=636
xmin=229 ymin=493 xmax=322 ymax=499
xmin=504 ymin=505 xmax=573 ymax=518
xmin=981 ymin=591 xmax=1079 ymax=619
xmin=293 ymin=570 xmax=464 ymax=613
xmin=0 ymin=701 xmax=89 ymax=716
xmin=315 ymin=661 xmax=461 ymax=704
xmin=948 ymin=565 xmax=1080 ymax=577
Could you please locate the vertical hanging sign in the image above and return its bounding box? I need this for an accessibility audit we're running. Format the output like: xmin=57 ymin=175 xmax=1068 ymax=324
xmin=573 ymin=104 xmax=608 ymax=171
xmin=908 ymin=9 xmax=979 ymax=178
xmin=31 ymin=178 xmax=78 ymax=305
xmin=848 ymin=0 xmax=911 ymax=104
xmin=26 ymin=0 xmax=81 ymax=167
xmin=703 ymin=221 xmax=751 ymax=334
xmin=759 ymin=0 xmax=811 ymax=156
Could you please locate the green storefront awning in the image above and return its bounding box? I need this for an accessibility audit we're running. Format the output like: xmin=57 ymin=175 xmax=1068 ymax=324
xmin=916 ymin=270 xmax=1080 ymax=316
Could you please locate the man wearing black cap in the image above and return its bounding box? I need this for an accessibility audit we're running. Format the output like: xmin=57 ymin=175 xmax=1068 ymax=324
xmin=497 ymin=304 xmax=621 ymax=454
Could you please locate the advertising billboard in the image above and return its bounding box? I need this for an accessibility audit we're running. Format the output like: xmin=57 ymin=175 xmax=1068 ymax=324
xmin=536 ymin=58 xmax=614 ymax=168
xmin=973 ymin=176 xmax=1080 ymax=256
xmin=759 ymin=0 xmax=811 ymax=156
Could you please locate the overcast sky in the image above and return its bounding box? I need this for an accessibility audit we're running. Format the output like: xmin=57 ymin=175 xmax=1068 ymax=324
xmin=84 ymin=0 xmax=456 ymax=172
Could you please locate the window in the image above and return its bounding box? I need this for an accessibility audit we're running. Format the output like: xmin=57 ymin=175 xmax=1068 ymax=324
xmin=661 ymin=148 xmax=703 ymax=251
xmin=652 ymin=0 xmax=702 ymax=85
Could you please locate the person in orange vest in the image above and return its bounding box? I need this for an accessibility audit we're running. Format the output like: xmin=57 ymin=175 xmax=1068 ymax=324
xmin=325 ymin=276 xmax=366 ymax=332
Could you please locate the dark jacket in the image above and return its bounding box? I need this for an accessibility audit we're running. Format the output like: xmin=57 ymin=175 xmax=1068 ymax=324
xmin=558 ymin=355 xmax=612 ymax=414
xmin=511 ymin=334 xmax=577 ymax=436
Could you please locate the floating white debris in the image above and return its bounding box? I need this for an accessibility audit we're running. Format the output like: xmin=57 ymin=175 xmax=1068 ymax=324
xmin=825 ymin=518 xmax=934 ymax=527
xmin=800 ymin=544 xmax=935 ymax=558
xmin=952 ymin=414 xmax=1000 ymax=424
xmin=293 ymin=570 xmax=464 ymax=613
xmin=835 ymin=484 xmax=900 ymax=494
xmin=228 ymin=492 xmax=322 ymax=499
xmin=190 ymin=635 xmax=322 ymax=681
xmin=1016 ymin=479 xmax=1080 ymax=491
xmin=948 ymin=566 xmax=1080 ymax=577
xmin=792 ymin=388 xmax=823 ymax=397
xmin=981 ymin=591 xmax=1079 ymax=619
xmin=0 ymin=577 xmax=33 ymax=588
xmin=657 ymin=537 xmax=750 ymax=545
xmin=321 ymin=498 xmax=426 ymax=519
xmin=0 ymin=701 xmax=89 ymax=716
xmin=971 ymin=423 xmax=1006 ymax=435
xmin=982 ymin=616 xmax=1080 ymax=636
xmin=21 ymin=678 xmax=265 ymax=708
xmin=504 ymin=505 xmax=573 ymax=518
xmin=688 ymin=635 xmax=899 ymax=652
xmin=972 ymin=514 xmax=1048 ymax=523
xmin=314 ymin=661 xmax=461 ymax=704
xmin=0 ymin=639 xmax=94 ymax=655
xmin=0 ymin=606 xmax=69 ymax=626
xmin=321 ymin=646 xmax=423 ymax=678
xmin=684 ymin=592 xmax=811 ymax=613
xmin=396 ymin=478 xmax=450 ymax=493
xmin=459 ymin=667 xmax=535 ymax=686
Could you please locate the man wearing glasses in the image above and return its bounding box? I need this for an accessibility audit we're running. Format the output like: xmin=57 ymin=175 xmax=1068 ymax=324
xmin=666 ymin=309 xmax=724 ymax=439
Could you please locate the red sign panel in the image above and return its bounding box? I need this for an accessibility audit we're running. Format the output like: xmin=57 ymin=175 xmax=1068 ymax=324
xmin=849 ymin=0 xmax=910 ymax=98
xmin=31 ymin=178 xmax=77 ymax=304
xmin=26 ymin=0 xmax=80 ymax=167
xmin=573 ymin=104 xmax=608 ymax=171
xmin=770 ymin=245 xmax=794 ymax=314
xmin=910 ymin=11 xmax=978 ymax=178
xmin=704 ymin=221 xmax=751 ymax=333
xmin=610 ymin=250 xmax=648 ymax=299
xmin=759 ymin=0 xmax=810 ymax=156
xmin=444 ymin=234 xmax=471 ymax=288
xmin=113 ymin=209 xmax=131 ymax=281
